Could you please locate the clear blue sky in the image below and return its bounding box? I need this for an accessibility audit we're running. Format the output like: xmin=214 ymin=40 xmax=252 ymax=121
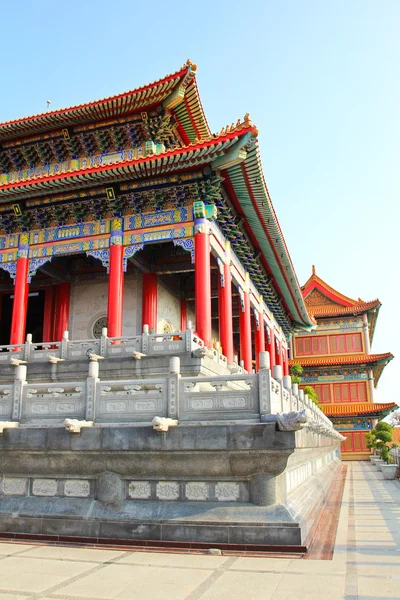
xmin=1 ymin=0 xmax=398 ymax=403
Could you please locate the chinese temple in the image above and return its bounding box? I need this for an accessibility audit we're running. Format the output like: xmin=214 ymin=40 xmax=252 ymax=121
xmin=0 ymin=62 xmax=344 ymax=549
xmin=290 ymin=267 xmax=395 ymax=461
xmin=0 ymin=59 xmax=316 ymax=365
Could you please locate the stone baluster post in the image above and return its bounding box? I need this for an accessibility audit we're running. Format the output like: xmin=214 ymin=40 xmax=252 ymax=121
xmin=291 ymin=383 xmax=299 ymax=411
xmin=61 ymin=330 xmax=69 ymax=359
xmin=100 ymin=327 xmax=108 ymax=357
xmin=168 ymin=356 xmax=180 ymax=419
xmin=273 ymin=365 xmax=283 ymax=412
xmin=24 ymin=333 xmax=32 ymax=361
xmin=185 ymin=327 xmax=192 ymax=353
xmin=298 ymin=388 xmax=304 ymax=411
xmin=142 ymin=324 xmax=149 ymax=355
xmin=258 ymin=351 xmax=271 ymax=416
xmin=12 ymin=364 xmax=27 ymax=421
xmin=86 ymin=360 xmax=100 ymax=421
xmin=282 ymin=375 xmax=292 ymax=412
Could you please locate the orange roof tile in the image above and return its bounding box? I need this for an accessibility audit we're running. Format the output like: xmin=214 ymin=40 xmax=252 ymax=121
xmin=289 ymin=352 xmax=393 ymax=367
xmin=308 ymin=299 xmax=381 ymax=318
xmin=323 ymin=402 xmax=398 ymax=417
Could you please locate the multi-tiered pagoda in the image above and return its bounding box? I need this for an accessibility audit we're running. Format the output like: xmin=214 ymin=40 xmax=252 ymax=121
xmin=291 ymin=268 xmax=395 ymax=460
xmin=0 ymin=60 xmax=313 ymax=371
xmin=0 ymin=63 xmax=345 ymax=549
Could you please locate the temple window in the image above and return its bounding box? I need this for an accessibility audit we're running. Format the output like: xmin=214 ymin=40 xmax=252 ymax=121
xmin=329 ymin=333 xmax=362 ymax=354
xmin=295 ymin=335 xmax=328 ymax=356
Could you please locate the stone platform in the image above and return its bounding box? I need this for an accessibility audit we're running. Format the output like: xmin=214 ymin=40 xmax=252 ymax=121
xmin=0 ymin=422 xmax=340 ymax=548
xmin=0 ymin=347 xmax=343 ymax=549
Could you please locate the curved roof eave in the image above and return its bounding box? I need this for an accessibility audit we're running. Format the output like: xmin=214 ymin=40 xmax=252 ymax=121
xmin=223 ymin=141 xmax=314 ymax=330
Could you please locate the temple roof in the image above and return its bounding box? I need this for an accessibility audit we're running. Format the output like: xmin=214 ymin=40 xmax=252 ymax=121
xmin=0 ymin=60 xmax=210 ymax=145
xmin=322 ymin=402 xmax=398 ymax=417
xmin=290 ymin=352 xmax=394 ymax=386
xmin=0 ymin=62 xmax=314 ymax=333
xmin=302 ymin=267 xmax=381 ymax=341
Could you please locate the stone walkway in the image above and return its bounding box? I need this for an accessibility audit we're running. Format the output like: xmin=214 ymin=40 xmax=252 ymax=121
xmin=0 ymin=461 xmax=399 ymax=600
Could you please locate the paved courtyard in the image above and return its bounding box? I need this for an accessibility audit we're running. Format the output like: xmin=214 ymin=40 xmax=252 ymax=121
xmin=0 ymin=462 xmax=398 ymax=600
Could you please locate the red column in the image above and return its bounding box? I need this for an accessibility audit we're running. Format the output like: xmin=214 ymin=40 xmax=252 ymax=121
xmin=218 ymin=259 xmax=234 ymax=364
xmin=107 ymin=244 xmax=124 ymax=338
xmin=194 ymin=218 xmax=212 ymax=348
xmin=239 ymin=283 xmax=252 ymax=372
xmin=283 ymin=346 xmax=289 ymax=376
xmin=254 ymin=309 xmax=265 ymax=372
xmin=43 ymin=286 xmax=54 ymax=342
xmin=266 ymin=326 xmax=276 ymax=369
xmin=180 ymin=299 xmax=187 ymax=331
xmin=142 ymin=273 xmax=158 ymax=332
xmin=55 ymin=283 xmax=70 ymax=341
xmin=10 ymin=257 xmax=29 ymax=345
xmin=276 ymin=339 xmax=283 ymax=368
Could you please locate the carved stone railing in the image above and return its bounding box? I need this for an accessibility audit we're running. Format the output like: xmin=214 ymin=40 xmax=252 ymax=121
xmin=180 ymin=373 xmax=259 ymax=421
xmin=0 ymin=327 xmax=206 ymax=364
xmin=21 ymin=381 xmax=86 ymax=422
xmin=95 ymin=378 xmax=168 ymax=423
xmin=0 ymin=352 xmax=343 ymax=442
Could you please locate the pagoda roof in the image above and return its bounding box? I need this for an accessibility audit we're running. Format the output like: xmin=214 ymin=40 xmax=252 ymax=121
xmin=302 ymin=268 xmax=382 ymax=341
xmin=322 ymin=402 xmax=398 ymax=418
xmin=0 ymin=62 xmax=314 ymax=333
xmin=290 ymin=352 xmax=394 ymax=386
xmin=309 ymin=299 xmax=381 ymax=318
xmin=0 ymin=60 xmax=211 ymax=145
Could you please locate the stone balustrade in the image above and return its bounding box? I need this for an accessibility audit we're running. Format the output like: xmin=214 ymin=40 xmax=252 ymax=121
xmin=0 ymin=327 xmax=206 ymax=364
xmin=0 ymin=351 xmax=342 ymax=440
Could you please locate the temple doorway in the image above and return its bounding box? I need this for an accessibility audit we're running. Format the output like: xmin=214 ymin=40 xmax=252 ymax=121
xmin=0 ymin=290 xmax=45 ymax=345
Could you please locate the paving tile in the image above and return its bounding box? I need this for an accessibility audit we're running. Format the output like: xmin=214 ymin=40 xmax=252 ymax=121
xmin=199 ymin=571 xmax=282 ymax=600
xmin=0 ymin=543 xmax=37 ymax=556
xmin=22 ymin=545 xmax=127 ymax=563
xmin=227 ymin=557 xmax=291 ymax=572
xmin=356 ymin=531 xmax=397 ymax=542
xmin=285 ymin=557 xmax=346 ymax=575
xmin=269 ymin=573 xmax=344 ymax=600
xmin=59 ymin=563 xmax=213 ymax=599
xmin=116 ymin=551 xmax=229 ymax=569
xmin=358 ymin=574 xmax=400 ymax=599
xmin=0 ymin=595 xmax=31 ymax=600
xmin=0 ymin=555 xmax=95 ymax=593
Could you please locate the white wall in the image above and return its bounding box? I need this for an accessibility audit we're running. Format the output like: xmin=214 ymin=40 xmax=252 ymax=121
xmin=157 ymin=279 xmax=181 ymax=333
xmin=69 ymin=276 xmax=142 ymax=339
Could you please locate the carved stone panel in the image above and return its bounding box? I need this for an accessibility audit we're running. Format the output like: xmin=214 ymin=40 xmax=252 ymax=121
xmin=156 ymin=481 xmax=180 ymax=500
xmin=185 ymin=482 xmax=209 ymax=501
xmin=128 ymin=481 xmax=151 ymax=499
xmin=215 ymin=482 xmax=240 ymax=502
xmin=3 ymin=478 xmax=28 ymax=496
xmin=64 ymin=480 xmax=91 ymax=498
xmin=32 ymin=479 xmax=57 ymax=497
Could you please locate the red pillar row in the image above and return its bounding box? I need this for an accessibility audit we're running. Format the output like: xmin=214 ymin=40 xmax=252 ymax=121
xmin=218 ymin=260 xmax=234 ymax=364
xmin=283 ymin=346 xmax=290 ymax=376
xmin=254 ymin=308 xmax=265 ymax=371
xmin=239 ymin=285 xmax=252 ymax=372
xmin=276 ymin=339 xmax=283 ymax=368
xmin=266 ymin=326 xmax=276 ymax=369
xmin=55 ymin=283 xmax=71 ymax=341
xmin=194 ymin=218 xmax=212 ymax=348
xmin=180 ymin=299 xmax=187 ymax=331
xmin=142 ymin=273 xmax=158 ymax=332
xmin=10 ymin=257 xmax=29 ymax=345
xmin=107 ymin=244 xmax=124 ymax=338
